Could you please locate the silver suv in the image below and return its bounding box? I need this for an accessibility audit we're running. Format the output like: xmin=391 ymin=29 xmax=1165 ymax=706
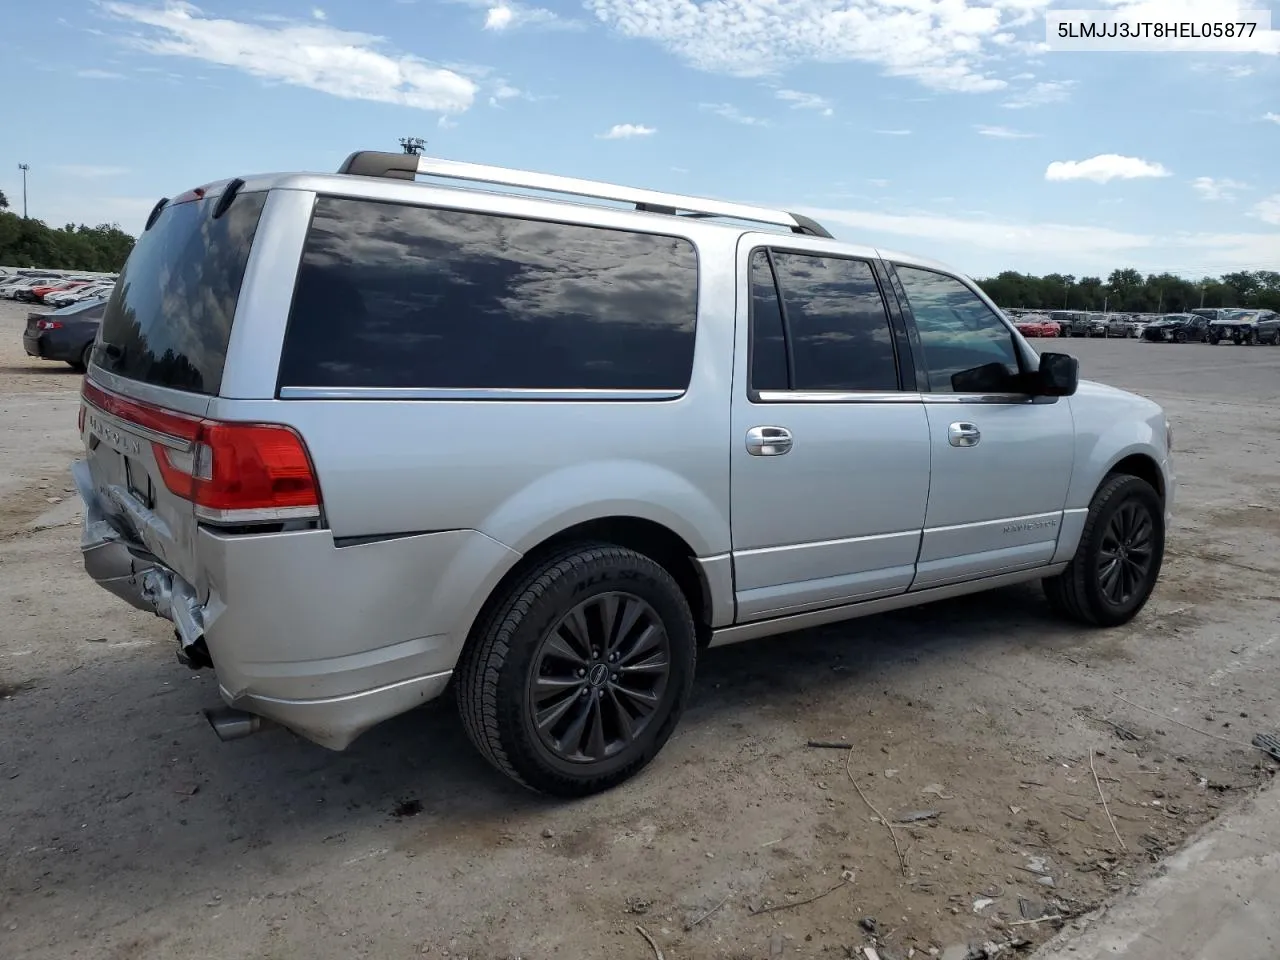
xmin=73 ymin=151 xmax=1175 ymax=796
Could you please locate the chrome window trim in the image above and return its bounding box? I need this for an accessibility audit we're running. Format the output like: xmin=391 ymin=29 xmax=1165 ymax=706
xmin=277 ymin=386 xmax=687 ymax=402
xmin=752 ymin=390 xmax=1033 ymax=405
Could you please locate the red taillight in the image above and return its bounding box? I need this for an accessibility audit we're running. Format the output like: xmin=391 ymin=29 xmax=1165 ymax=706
xmin=81 ymin=380 xmax=321 ymax=522
xmin=37 ymin=319 xmax=63 ymax=330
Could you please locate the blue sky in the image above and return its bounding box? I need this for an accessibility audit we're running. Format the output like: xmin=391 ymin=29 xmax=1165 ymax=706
xmin=1 ymin=0 xmax=1277 ymax=278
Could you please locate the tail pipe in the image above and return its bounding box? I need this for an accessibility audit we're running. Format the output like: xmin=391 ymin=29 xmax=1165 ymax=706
xmin=204 ymin=706 xmax=267 ymax=741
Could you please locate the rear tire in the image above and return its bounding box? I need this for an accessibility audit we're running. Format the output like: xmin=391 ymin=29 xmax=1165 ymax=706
xmin=1043 ymin=474 xmax=1164 ymax=627
xmin=455 ymin=543 xmax=696 ymax=797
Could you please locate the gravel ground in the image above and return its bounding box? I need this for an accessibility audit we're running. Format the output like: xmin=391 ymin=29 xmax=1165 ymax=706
xmin=1 ymin=301 xmax=1278 ymax=960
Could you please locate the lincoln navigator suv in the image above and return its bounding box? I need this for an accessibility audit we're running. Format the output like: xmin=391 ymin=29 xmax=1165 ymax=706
xmin=73 ymin=151 xmax=1175 ymax=796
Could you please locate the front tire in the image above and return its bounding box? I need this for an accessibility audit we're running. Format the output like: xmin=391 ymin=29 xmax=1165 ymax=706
xmin=456 ymin=543 xmax=696 ymax=797
xmin=1043 ymin=474 xmax=1164 ymax=627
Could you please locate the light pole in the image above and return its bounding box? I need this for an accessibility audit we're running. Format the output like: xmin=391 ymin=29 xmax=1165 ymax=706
xmin=17 ymin=163 xmax=29 ymax=218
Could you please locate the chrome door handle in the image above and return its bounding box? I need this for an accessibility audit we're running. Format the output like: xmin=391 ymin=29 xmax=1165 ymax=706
xmin=746 ymin=425 xmax=793 ymax=456
xmin=948 ymin=422 xmax=981 ymax=447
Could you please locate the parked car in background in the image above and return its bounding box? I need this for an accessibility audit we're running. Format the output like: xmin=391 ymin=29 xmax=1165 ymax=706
xmin=20 ymin=279 xmax=91 ymax=303
xmin=1053 ymin=312 xmax=1093 ymax=337
xmin=1105 ymin=315 xmax=1135 ymax=338
xmin=1141 ymin=313 xmax=1212 ymax=343
xmin=1 ymin=276 xmax=61 ymax=300
xmin=45 ymin=282 xmax=114 ymax=308
xmin=1014 ymin=314 xmax=1059 ymax=337
xmin=23 ymin=298 xmax=107 ymax=371
xmin=1086 ymin=314 xmax=1109 ymax=337
xmin=1190 ymin=308 xmax=1233 ymax=324
xmin=1208 ymin=309 xmax=1280 ymax=345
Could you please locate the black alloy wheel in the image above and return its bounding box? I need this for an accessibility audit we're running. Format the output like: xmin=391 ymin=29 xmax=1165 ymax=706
xmin=1043 ymin=473 xmax=1165 ymax=627
xmin=456 ymin=543 xmax=696 ymax=796
xmin=527 ymin=591 xmax=671 ymax=766
xmin=1096 ymin=501 xmax=1156 ymax=607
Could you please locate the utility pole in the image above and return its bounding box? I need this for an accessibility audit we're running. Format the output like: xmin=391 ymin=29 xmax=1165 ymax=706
xmin=399 ymin=137 xmax=426 ymax=156
xmin=1199 ymin=286 xmax=1206 ymax=308
xmin=17 ymin=163 xmax=29 ymax=218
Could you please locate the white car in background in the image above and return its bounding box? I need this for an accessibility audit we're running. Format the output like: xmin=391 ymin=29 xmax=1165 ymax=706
xmin=46 ymin=283 xmax=114 ymax=307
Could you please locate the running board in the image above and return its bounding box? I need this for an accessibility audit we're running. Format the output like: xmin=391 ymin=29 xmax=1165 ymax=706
xmin=707 ymin=564 xmax=1067 ymax=648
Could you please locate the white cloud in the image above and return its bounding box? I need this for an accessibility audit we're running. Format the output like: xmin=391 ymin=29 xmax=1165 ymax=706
xmin=1253 ymin=195 xmax=1280 ymax=226
xmin=56 ymin=165 xmax=130 ymax=178
xmin=488 ymin=80 xmax=525 ymax=106
xmin=597 ymin=123 xmax=656 ymax=139
xmin=975 ymin=124 xmax=1036 ymax=138
xmin=450 ymin=0 xmax=582 ymax=30
xmin=1191 ymin=176 xmax=1249 ymax=201
xmin=876 ymin=128 xmax=912 ymax=135
xmin=1002 ymin=79 xmax=1075 ymax=108
xmin=484 ymin=4 xmax=513 ymax=29
xmin=1265 ymin=112 xmax=1280 ymax=124
xmin=868 ymin=179 xmax=891 ymax=188
xmin=1045 ymin=154 xmax=1171 ymax=184
xmin=77 ymin=68 xmax=125 ymax=79
xmin=587 ymin=0 xmax=1058 ymax=93
xmin=794 ymin=202 xmax=1280 ymax=276
xmin=312 ymin=7 xmax=325 ymax=20
xmin=103 ymin=2 xmax=477 ymax=113
xmin=700 ymin=103 xmax=769 ymax=126
xmin=776 ymin=89 xmax=834 ymax=115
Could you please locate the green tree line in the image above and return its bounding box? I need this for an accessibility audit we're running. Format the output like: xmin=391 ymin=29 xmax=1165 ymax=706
xmin=0 ymin=191 xmax=135 ymax=273
xmin=977 ymin=268 xmax=1280 ymax=314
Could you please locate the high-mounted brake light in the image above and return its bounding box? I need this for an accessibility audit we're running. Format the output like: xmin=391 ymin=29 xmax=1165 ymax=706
xmin=81 ymin=380 xmax=321 ymax=523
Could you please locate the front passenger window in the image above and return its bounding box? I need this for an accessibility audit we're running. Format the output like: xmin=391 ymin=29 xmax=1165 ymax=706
xmin=895 ymin=266 xmax=1023 ymax=393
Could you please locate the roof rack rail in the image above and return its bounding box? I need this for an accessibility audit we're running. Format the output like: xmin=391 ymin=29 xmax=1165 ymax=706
xmin=335 ymin=150 xmax=833 ymax=238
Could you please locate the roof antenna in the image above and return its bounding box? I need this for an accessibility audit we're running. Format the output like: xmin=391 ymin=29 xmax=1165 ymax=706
xmin=399 ymin=137 xmax=427 ymax=156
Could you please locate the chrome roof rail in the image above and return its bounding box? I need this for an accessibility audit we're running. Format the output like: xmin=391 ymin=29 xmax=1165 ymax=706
xmin=336 ymin=150 xmax=833 ymax=238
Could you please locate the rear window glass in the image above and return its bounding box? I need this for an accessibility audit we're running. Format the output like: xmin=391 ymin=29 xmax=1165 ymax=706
xmin=95 ymin=191 xmax=267 ymax=395
xmin=277 ymin=196 xmax=700 ymax=392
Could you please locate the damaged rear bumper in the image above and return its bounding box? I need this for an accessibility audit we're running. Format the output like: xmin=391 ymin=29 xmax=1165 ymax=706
xmin=72 ymin=459 xmax=509 ymax=749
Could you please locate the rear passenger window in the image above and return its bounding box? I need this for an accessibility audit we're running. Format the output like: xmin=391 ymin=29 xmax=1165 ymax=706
xmin=278 ymin=197 xmax=699 ymax=392
xmin=766 ymin=251 xmax=899 ymax=392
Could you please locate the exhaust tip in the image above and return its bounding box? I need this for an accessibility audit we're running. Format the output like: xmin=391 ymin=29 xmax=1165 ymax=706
xmin=204 ymin=706 xmax=265 ymax=741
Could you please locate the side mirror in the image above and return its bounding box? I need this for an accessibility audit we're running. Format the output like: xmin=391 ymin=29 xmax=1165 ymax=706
xmin=1037 ymin=351 xmax=1078 ymax=397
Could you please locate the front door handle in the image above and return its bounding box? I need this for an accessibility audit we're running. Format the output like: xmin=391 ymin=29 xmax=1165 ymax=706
xmin=746 ymin=425 xmax=793 ymax=456
xmin=948 ymin=422 xmax=981 ymax=447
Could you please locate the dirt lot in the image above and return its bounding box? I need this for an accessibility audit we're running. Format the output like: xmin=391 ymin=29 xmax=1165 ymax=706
xmin=2 ymin=303 xmax=1278 ymax=960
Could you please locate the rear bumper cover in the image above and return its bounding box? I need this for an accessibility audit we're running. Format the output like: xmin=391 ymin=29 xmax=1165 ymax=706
xmin=71 ymin=459 xmax=518 ymax=749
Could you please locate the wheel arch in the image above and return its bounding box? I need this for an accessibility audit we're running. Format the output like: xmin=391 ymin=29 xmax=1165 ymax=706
xmin=459 ymin=515 xmax=720 ymax=667
xmin=1105 ymin=452 xmax=1165 ymax=503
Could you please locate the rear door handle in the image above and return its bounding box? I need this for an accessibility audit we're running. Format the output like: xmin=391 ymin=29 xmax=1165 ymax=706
xmin=746 ymin=426 xmax=793 ymax=456
xmin=948 ymin=422 xmax=981 ymax=447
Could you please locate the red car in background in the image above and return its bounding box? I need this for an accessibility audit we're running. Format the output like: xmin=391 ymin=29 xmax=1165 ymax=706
xmin=1014 ymin=314 xmax=1059 ymax=338
xmin=16 ymin=280 xmax=92 ymax=304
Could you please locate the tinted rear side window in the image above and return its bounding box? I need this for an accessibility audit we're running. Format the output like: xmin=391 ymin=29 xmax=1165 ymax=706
xmin=278 ymin=197 xmax=699 ymax=391
xmin=769 ymin=252 xmax=899 ymax=392
xmin=95 ymin=192 xmax=267 ymax=395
